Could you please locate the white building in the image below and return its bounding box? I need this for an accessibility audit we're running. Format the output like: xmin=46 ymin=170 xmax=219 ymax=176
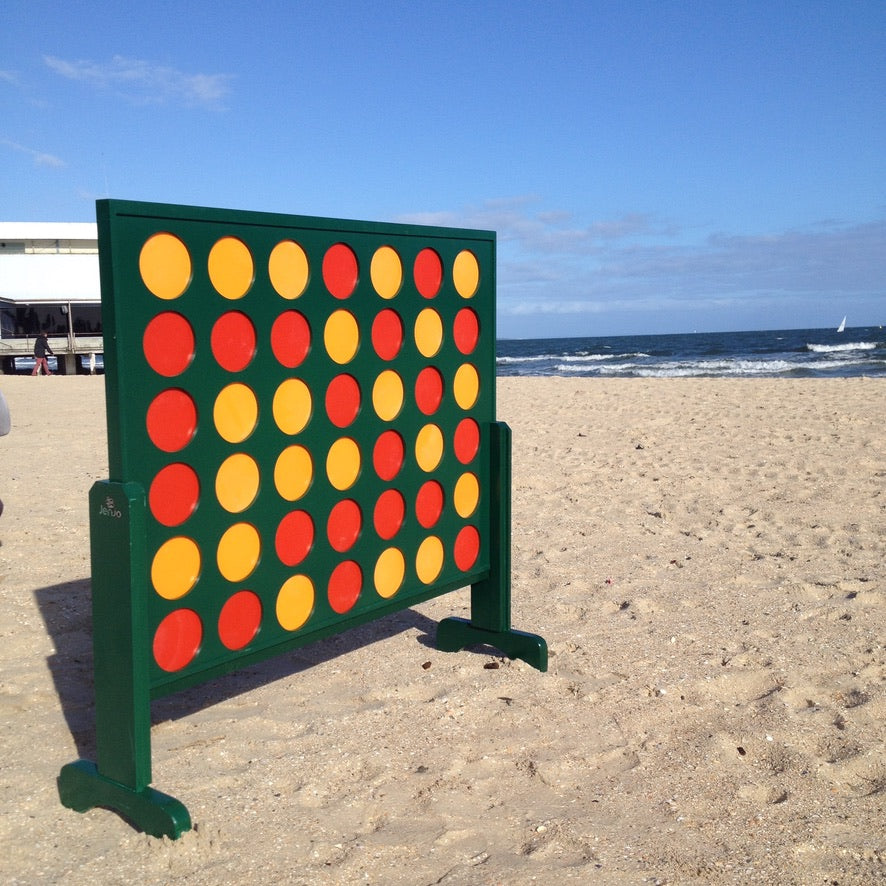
xmin=0 ymin=223 xmax=102 ymax=373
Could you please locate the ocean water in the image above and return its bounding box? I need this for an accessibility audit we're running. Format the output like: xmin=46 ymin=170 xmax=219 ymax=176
xmin=496 ymin=326 xmax=886 ymax=379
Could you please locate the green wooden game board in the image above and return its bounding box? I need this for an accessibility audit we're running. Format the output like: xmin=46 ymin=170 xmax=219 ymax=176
xmin=58 ymin=200 xmax=546 ymax=838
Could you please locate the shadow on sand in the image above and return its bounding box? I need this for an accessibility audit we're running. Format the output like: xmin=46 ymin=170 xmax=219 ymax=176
xmin=35 ymin=577 xmax=447 ymax=762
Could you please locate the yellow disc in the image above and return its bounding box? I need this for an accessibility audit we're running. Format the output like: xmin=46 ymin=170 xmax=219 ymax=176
xmin=151 ymin=536 xmax=200 ymax=600
xmin=215 ymin=453 xmax=260 ymax=513
xmin=276 ymin=574 xmax=314 ymax=631
xmin=274 ymin=444 xmax=313 ymax=501
xmin=453 ymin=250 xmax=479 ymax=298
xmin=324 ymin=310 xmax=360 ymax=364
xmin=217 ymin=522 xmax=260 ymax=583
xmin=415 ymin=423 xmax=444 ymax=472
xmin=139 ymin=233 xmax=191 ymax=300
xmin=371 ymin=369 xmax=404 ymax=421
xmin=454 ymin=471 xmax=480 ymax=518
xmin=272 ymin=378 xmax=312 ymax=435
xmin=208 ymin=236 xmax=254 ymax=299
xmin=414 ymin=308 xmax=443 ymax=357
xmin=214 ymin=383 xmax=259 ymax=443
xmin=326 ymin=437 xmax=361 ymax=490
xmin=416 ymin=536 xmax=444 ymax=584
xmin=374 ymin=547 xmax=405 ymax=598
xmin=269 ymin=240 xmax=309 ymax=299
xmin=370 ymin=245 xmax=402 ymax=299
xmin=453 ymin=363 xmax=480 ymax=410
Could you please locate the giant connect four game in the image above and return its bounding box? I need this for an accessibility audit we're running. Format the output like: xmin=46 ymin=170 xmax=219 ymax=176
xmin=57 ymin=200 xmax=546 ymax=838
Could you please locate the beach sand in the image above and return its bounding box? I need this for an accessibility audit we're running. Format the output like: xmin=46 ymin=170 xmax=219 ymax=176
xmin=0 ymin=375 xmax=883 ymax=884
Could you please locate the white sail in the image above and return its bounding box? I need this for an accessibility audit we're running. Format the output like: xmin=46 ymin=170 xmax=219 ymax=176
xmin=837 ymin=316 xmax=846 ymax=333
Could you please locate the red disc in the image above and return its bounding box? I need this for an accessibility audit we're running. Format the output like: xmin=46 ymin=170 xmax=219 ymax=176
xmin=322 ymin=243 xmax=358 ymax=299
xmin=454 ymin=525 xmax=481 ymax=571
xmin=271 ymin=310 xmax=311 ymax=368
xmin=453 ymin=417 xmax=480 ymax=464
xmin=415 ymin=366 xmax=444 ymax=415
xmin=414 ymin=248 xmax=443 ymax=298
xmin=143 ymin=312 xmax=195 ymax=377
xmin=211 ymin=311 xmax=256 ymax=371
xmin=149 ymin=463 xmax=199 ymax=526
xmin=453 ymin=308 xmax=480 ymax=355
xmin=327 ymin=499 xmax=362 ymax=552
xmin=328 ymin=560 xmax=362 ymax=614
xmin=373 ymin=488 xmax=405 ymax=540
xmin=372 ymin=430 xmax=404 ymax=481
xmin=371 ymin=309 xmax=403 ymax=361
xmin=153 ymin=609 xmax=202 ymax=672
xmin=415 ymin=480 xmax=444 ymax=528
xmin=146 ymin=389 xmax=197 ymax=453
xmin=218 ymin=590 xmax=262 ymax=651
xmin=325 ymin=374 xmax=361 ymax=428
xmin=275 ymin=510 xmax=314 ymax=566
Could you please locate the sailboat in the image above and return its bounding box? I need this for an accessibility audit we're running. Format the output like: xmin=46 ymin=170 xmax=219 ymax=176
xmin=837 ymin=316 xmax=846 ymax=333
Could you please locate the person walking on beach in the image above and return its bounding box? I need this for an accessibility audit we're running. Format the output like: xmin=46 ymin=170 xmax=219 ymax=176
xmin=32 ymin=332 xmax=53 ymax=376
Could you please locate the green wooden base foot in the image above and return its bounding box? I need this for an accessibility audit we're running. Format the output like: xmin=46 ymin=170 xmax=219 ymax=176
xmin=436 ymin=617 xmax=548 ymax=672
xmin=58 ymin=760 xmax=191 ymax=839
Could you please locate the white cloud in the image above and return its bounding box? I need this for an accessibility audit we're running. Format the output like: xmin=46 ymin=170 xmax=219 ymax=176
xmin=400 ymin=198 xmax=670 ymax=256
xmin=0 ymin=137 xmax=65 ymax=168
xmin=399 ymin=197 xmax=886 ymax=334
xmin=44 ymin=54 xmax=232 ymax=109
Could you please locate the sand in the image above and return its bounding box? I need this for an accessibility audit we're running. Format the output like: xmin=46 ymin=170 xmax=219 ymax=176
xmin=0 ymin=375 xmax=883 ymax=885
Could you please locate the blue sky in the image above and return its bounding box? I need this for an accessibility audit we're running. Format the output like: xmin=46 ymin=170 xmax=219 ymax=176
xmin=3 ymin=0 xmax=884 ymax=338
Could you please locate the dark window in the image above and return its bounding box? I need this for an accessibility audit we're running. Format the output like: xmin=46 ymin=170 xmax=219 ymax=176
xmin=71 ymin=304 xmax=102 ymax=335
xmin=0 ymin=302 xmax=102 ymax=338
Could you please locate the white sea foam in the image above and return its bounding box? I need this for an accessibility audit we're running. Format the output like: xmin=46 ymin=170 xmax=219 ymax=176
xmin=560 ymin=352 xmax=648 ymax=363
xmin=621 ymin=359 xmax=796 ymax=378
xmin=496 ymin=354 xmax=560 ymax=364
xmin=806 ymin=341 xmax=877 ymax=353
xmin=559 ymin=353 xmax=616 ymax=362
xmin=555 ymin=358 xmax=801 ymax=377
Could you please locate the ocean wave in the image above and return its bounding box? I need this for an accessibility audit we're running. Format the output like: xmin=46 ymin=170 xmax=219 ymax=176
xmin=559 ymin=353 xmax=617 ymax=362
xmin=621 ymin=360 xmax=797 ymax=378
xmin=496 ymin=354 xmax=560 ymax=364
xmin=498 ymin=351 xmax=651 ymax=365
xmin=611 ymin=359 xmax=797 ymax=378
xmin=554 ymin=358 xmax=814 ymax=377
xmin=559 ymin=352 xmax=651 ymax=363
xmin=806 ymin=341 xmax=878 ymax=353
xmin=497 ymin=328 xmax=886 ymax=379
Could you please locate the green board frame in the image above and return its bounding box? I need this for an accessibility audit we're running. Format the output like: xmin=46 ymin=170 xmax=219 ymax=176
xmin=58 ymin=200 xmax=546 ymax=838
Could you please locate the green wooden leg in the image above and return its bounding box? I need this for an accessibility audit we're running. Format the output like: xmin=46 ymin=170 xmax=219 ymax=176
xmin=436 ymin=618 xmax=548 ymax=671
xmin=57 ymin=481 xmax=191 ymax=837
xmin=437 ymin=422 xmax=547 ymax=671
xmin=58 ymin=761 xmax=190 ymax=839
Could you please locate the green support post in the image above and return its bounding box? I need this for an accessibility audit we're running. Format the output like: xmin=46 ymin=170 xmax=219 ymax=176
xmin=436 ymin=422 xmax=548 ymax=671
xmin=57 ymin=481 xmax=191 ymax=838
